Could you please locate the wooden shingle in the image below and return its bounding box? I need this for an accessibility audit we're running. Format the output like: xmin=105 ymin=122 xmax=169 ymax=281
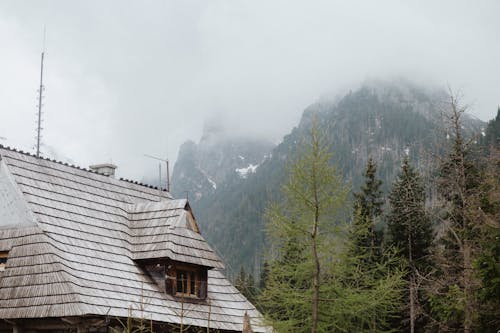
xmin=0 ymin=146 xmax=269 ymax=332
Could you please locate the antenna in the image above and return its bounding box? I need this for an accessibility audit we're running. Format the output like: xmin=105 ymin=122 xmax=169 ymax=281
xmin=144 ymin=154 xmax=171 ymax=192
xmin=35 ymin=28 xmax=46 ymax=158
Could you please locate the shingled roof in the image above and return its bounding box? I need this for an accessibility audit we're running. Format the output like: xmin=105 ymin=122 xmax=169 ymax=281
xmin=0 ymin=146 xmax=268 ymax=332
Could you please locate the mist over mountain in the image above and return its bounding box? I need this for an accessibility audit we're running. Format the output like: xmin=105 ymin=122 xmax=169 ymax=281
xmin=171 ymin=121 xmax=275 ymax=203
xmin=171 ymin=79 xmax=485 ymax=277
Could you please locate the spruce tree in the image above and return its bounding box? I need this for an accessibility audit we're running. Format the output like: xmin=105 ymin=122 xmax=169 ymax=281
xmin=475 ymin=146 xmax=500 ymax=330
xmin=235 ymin=266 xmax=258 ymax=304
xmin=480 ymin=106 xmax=500 ymax=150
xmin=387 ymin=158 xmax=433 ymax=333
xmin=431 ymin=93 xmax=484 ymax=333
xmin=351 ymin=158 xmax=384 ymax=262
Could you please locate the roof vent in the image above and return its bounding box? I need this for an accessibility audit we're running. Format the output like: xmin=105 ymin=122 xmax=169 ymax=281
xmin=89 ymin=163 xmax=117 ymax=177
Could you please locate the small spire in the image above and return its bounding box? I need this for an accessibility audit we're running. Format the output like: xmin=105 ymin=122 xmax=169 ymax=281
xmin=243 ymin=312 xmax=253 ymax=333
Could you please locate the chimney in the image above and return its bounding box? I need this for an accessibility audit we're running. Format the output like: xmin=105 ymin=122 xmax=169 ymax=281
xmin=89 ymin=163 xmax=117 ymax=177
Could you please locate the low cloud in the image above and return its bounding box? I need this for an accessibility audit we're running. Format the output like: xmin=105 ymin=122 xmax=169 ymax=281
xmin=0 ymin=0 xmax=498 ymax=180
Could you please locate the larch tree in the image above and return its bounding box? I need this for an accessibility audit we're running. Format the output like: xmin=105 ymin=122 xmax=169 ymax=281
xmin=387 ymin=158 xmax=434 ymax=333
xmin=260 ymin=120 xmax=405 ymax=333
xmin=260 ymin=119 xmax=347 ymax=333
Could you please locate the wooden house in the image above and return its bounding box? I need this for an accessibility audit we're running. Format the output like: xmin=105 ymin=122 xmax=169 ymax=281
xmin=0 ymin=145 xmax=268 ymax=332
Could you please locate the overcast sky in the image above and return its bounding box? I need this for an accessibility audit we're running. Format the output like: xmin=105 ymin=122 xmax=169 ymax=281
xmin=0 ymin=1 xmax=499 ymax=181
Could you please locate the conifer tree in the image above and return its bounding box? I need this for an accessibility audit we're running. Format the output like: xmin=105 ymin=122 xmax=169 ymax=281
xmin=474 ymin=146 xmax=500 ymax=330
xmin=260 ymin=120 xmax=405 ymax=333
xmin=480 ymin=106 xmax=500 ymax=150
xmin=260 ymin=119 xmax=347 ymax=333
xmin=387 ymin=158 xmax=433 ymax=333
xmin=235 ymin=266 xmax=257 ymax=304
xmin=431 ymin=93 xmax=484 ymax=333
xmin=351 ymin=158 xmax=384 ymax=262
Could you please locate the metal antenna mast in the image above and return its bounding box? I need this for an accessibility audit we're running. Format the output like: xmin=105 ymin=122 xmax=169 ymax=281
xmin=36 ymin=52 xmax=45 ymax=157
xmin=144 ymin=154 xmax=170 ymax=192
xmin=36 ymin=29 xmax=46 ymax=158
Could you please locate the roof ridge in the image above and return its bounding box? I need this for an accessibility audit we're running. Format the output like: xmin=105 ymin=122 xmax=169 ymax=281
xmin=0 ymin=144 xmax=168 ymax=193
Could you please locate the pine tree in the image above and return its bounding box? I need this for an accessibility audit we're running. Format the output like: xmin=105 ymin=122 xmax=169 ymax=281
xmin=387 ymin=158 xmax=433 ymax=333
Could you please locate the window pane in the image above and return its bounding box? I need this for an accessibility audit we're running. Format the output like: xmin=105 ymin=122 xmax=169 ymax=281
xmin=190 ymin=272 xmax=196 ymax=295
xmin=177 ymin=270 xmax=187 ymax=293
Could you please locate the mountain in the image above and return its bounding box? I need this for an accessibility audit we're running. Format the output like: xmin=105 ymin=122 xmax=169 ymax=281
xmin=171 ymin=121 xmax=275 ymax=203
xmin=171 ymin=79 xmax=485 ymax=278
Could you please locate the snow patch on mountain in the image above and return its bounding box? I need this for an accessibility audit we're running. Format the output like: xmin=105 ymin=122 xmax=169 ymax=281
xmin=207 ymin=177 xmax=217 ymax=190
xmin=235 ymin=164 xmax=259 ymax=178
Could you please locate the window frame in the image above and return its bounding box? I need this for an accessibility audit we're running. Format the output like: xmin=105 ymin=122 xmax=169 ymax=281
xmin=0 ymin=251 xmax=8 ymax=272
xmin=170 ymin=262 xmax=207 ymax=300
xmin=175 ymin=269 xmax=198 ymax=297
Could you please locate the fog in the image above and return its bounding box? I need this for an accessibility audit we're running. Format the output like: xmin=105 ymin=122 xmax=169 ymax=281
xmin=0 ymin=1 xmax=499 ymax=180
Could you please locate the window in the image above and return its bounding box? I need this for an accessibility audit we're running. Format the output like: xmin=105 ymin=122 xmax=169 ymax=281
xmin=167 ymin=262 xmax=207 ymax=300
xmin=176 ymin=270 xmax=198 ymax=297
xmin=141 ymin=259 xmax=208 ymax=300
xmin=0 ymin=252 xmax=8 ymax=272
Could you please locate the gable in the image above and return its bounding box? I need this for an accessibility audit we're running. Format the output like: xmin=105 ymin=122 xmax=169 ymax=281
xmin=0 ymin=158 xmax=37 ymax=229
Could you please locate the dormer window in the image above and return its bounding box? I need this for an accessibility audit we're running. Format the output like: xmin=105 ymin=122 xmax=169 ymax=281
xmin=143 ymin=259 xmax=208 ymax=300
xmin=0 ymin=251 xmax=8 ymax=271
xmin=170 ymin=263 xmax=207 ymax=299
xmin=176 ymin=270 xmax=197 ymax=296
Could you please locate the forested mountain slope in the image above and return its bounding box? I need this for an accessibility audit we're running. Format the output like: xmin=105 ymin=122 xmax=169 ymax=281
xmin=171 ymin=80 xmax=484 ymax=276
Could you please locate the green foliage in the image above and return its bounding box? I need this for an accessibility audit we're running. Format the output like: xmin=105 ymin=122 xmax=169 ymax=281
xmin=480 ymin=106 xmax=500 ymax=150
xmin=261 ymin=119 xmax=347 ymax=332
xmin=387 ymin=158 xmax=434 ymax=331
xmin=474 ymin=148 xmax=500 ymax=331
xmin=172 ymin=81 xmax=466 ymax=277
xmin=235 ymin=266 xmax=258 ymax=305
xmin=428 ymin=96 xmax=499 ymax=332
xmin=387 ymin=158 xmax=433 ymax=269
xmin=350 ymin=158 xmax=384 ymax=264
xmin=260 ymin=121 xmax=405 ymax=332
xmin=428 ymin=284 xmax=465 ymax=326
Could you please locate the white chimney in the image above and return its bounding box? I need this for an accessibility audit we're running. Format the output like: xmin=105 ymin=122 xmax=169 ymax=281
xmin=89 ymin=163 xmax=117 ymax=177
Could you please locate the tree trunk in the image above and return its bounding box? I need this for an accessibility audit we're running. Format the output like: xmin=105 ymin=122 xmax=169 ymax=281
xmin=409 ymin=222 xmax=415 ymax=333
xmin=311 ymin=239 xmax=320 ymax=333
xmin=463 ymin=241 xmax=473 ymax=333
xmin=410 ymin=276 xmax=415 ymax=333
xmin=311 ymin=198 xmax=320 ymax=333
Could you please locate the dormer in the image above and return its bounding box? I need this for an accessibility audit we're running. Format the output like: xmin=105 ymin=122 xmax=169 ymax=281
xmin=129 ymin=199 xmax=223 ymax=299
